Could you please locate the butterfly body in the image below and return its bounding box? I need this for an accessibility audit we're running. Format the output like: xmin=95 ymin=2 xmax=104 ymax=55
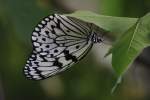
xmin=24 ymin=14 xmax=106 ymax=80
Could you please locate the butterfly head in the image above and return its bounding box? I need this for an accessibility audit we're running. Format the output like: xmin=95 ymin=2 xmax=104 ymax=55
xmin=89 ymin=32 xmax=103 ymax=43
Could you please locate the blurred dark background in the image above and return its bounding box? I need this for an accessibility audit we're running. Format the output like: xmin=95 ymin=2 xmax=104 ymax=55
xmin=0 ymin=0 xmax=150 ymax=100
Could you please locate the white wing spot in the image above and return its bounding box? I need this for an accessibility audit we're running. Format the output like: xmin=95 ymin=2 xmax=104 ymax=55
xmin=41 ymin=71 xmax=54 ymax=76
xmin=33 ymin=32 xmax=39 ymax=36
xmin=49 ymin=15 xmax=53 ymax=19
xmin=41 ymin=20 xmax=46 ymax=24
xmin=37 ymin=66 xmax=58 ymax=71
xmin=38 ymin=24 xmax=43 ymax=28
xmin=45 ymin=18 xmax=50 ymax=21
xmin=32 ymin=36 xmax=37 ymax=41
xmin=30 ymin=71 xmax=39 ymax=75
xmin=38 ymin=62 xmax=53 ymax=66
xmin=35 ymin=27 xmax=40 ymax=31
xmin=33 ymin=42 xmax=40 ymax=46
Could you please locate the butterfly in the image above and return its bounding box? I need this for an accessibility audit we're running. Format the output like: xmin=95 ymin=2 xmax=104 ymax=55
xmin=24 ymin=14 xmax=108 ymax=80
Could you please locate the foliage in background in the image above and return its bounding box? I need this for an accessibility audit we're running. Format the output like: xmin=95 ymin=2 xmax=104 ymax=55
xmin=0 ymin=0 xmax=150 ymax=100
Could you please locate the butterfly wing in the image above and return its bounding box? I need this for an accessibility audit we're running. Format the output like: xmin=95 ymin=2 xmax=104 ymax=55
xmin=24 ymin=14 xmax=93 ymax=80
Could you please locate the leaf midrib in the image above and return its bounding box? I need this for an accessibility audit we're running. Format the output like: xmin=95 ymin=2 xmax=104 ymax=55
xmin=127 ymin=20 xmax=140 ymax=54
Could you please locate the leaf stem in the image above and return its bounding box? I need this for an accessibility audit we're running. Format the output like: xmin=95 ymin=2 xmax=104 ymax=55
xmin=111 ymin=75 xmax=123 ymax=94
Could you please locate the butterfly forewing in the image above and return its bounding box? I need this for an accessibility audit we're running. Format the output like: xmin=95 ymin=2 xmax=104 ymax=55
xmin=24 ymin=14 xmax=94 ymax=80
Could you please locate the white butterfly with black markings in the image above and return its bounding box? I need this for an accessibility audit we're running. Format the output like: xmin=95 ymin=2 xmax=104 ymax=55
xmin=24 ymin=14 xmax=108 ymax=80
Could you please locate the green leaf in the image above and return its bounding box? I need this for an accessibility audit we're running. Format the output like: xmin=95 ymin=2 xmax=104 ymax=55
xmin=112 ymin=13 xmax=150 ymax=76
xmin=67 ymin=11 xmax=150 ymax=93
xmin=66 ymin=10 xmax=138 ymax=39
xmin=67 ymin=11 xmax=150 ymax=77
